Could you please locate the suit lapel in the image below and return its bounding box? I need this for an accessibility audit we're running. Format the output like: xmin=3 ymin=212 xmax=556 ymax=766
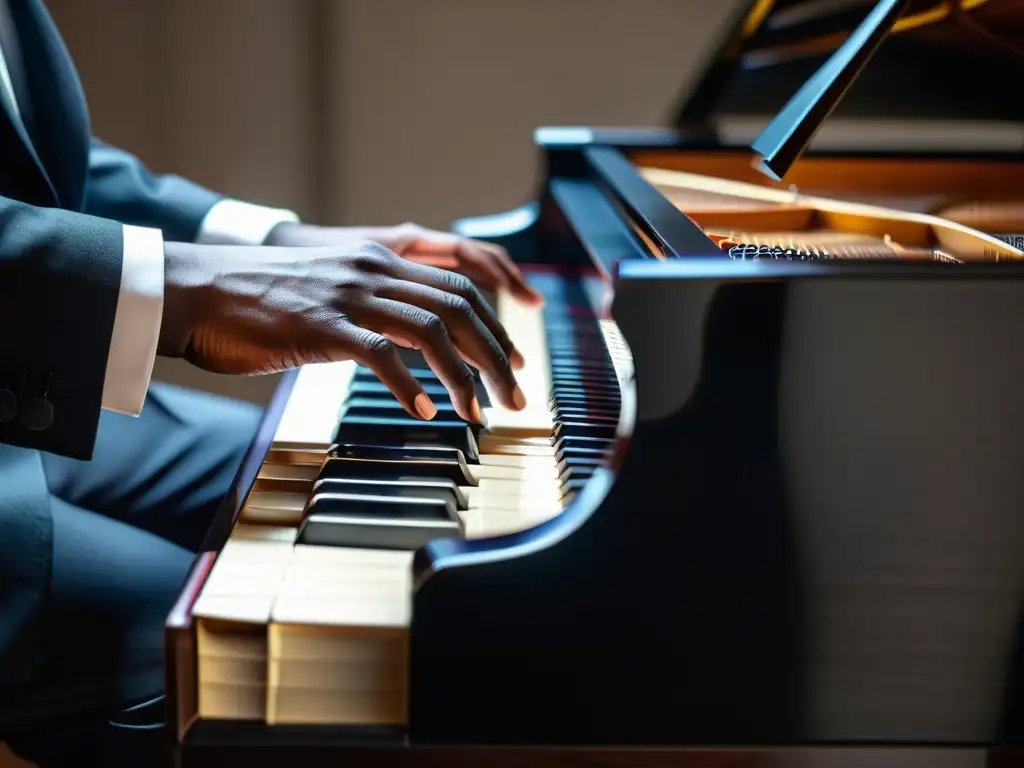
xmin=8 ymin=0 xmax=89 ymax=211
xmin=0 ymin=0 xmax=55 ymax=205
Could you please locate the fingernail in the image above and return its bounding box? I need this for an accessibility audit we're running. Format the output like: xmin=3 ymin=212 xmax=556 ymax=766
xmin=510 ymin=349 xmax=525 ymax=370
xmin=512 ymin=385 xmax=527 ymax=410
xmin=414 ymin=393 xmax=437 ymax=420
xmin=469 ymin=396 xmax=485 ymax=424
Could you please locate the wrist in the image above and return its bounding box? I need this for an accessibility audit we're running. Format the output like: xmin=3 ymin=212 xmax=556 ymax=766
xmin=158 ymin=241 xmax=202 ymax=358
xmin=265 ymin=220 xmax=306 ymax=246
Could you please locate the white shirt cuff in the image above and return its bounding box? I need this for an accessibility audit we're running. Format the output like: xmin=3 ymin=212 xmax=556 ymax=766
xmin=195 ymin=198 xmax=299 ymax=245
xmin=101 ymin=224 xmax=165 ymax=416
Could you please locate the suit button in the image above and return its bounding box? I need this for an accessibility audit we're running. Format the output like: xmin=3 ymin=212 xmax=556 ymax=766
xmin=19 ymin=394 xmax=53 ymax=431
xmin=0 ymin=388 xmax=16 ymax=422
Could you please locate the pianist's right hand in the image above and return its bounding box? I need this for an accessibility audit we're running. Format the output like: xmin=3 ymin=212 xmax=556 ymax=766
xmin=157 ymin=240 xmax=527 ymax=424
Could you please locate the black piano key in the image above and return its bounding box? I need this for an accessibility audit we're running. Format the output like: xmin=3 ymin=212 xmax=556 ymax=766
xmin=549 ymin=393 xmax=621 ymax=408
xmin=321 ymin=443 xmax=476 ymax=486
xmin=553 ymin=435 xmax=614 ymax=454
xmin=550 ymin=376 xmax=619 ymax=389
xmin=550 ymin=372 xmax=619 ymax=386
xmin=341 ymin=397 xmax=459 ymax=420
xmin=558 ymin=460 xmax=601 ymax=484
xmin=312 ymin=476 xmax=468 ymax=512
xmin=334 ymin=417 xmax=479 ymax=462
xmin=552 ymin=421 xmax=617 ymax=441
xmin=297 ymin=513 xmax=459 ymax=550
xmin=562 ymin=477 xmax=590 ymax=497
xmin=548 ymin=336 xmax=601 ymax=349
xmin=551 ymin=382 xmax=621 ymax=395
xmin=555 ymin=444 xmax=613 ymax=463
xmin=556 ymin=454 xmax=605 ymax=471
xmin=551 ymin=408 xmax=619 ymax=423
xmin=545 ymin=324 xmax=603 ymax=334
xmin=351 ymin=370 xmax=492 ymax=410
xmin=349 ymin=379 xmax=449 ymax=399
xmin=546 ymin=346 xmax=608 ymax=357
xmin=550 ymin=395 xmax=620 ymax=410
xmin=553 ymin=407 xmax=619 ymax=422
xmin=355 ymin=365 xmax=439 ymax=382
xmin=306 ymin=491 xmax=457 ymax=522
xmin=549 ymin=357 xmax=615 ymax=371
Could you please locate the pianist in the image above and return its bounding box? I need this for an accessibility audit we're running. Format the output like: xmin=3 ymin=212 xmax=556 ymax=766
xmin=0 ymin=2 xmax=540 ymax=767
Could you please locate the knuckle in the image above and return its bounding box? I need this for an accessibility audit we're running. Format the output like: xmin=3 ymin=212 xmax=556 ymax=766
xmin=442 ymin=271 xmax=474 ymax=296
xmin=350 ymin=242 xmax=398 ymax=271
xmin=493 ymin=336 xmax=511 ymax=364
xmin=418 ymin=312 xmax=448 ymax=338
xmin=348 ymin=253 xmax=381 ymax=272
xmin=489 ymin=339 xmax=513 ymax=375
xmin=452 ymin=362 xmax=476 ymax=389
xmin=360 ymin=332 xmax=394 ymax=358
xmin=443 ymin=294 xmax=474 ymax=318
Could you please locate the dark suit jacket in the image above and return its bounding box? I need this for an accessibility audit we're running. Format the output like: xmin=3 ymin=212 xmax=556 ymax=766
xmin=0 ymin=0 xmax=231 ymax=686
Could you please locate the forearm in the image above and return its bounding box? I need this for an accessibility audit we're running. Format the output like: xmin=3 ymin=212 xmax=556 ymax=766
xmin=265 ymin=221 xmax=387 ymax=246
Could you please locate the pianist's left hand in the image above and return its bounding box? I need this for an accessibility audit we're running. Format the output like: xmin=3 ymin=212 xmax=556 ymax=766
xmin=266 ymin=222 xmax=544 ymax=307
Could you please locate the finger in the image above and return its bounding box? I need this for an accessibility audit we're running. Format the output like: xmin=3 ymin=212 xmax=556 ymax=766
xmin=426 ymin=266 xmax=530 ymax=365
xmin=453 ymin=241 xmax=510 ymax=293
xmin=401 ymin=240 xmax=511 ymax=304
xmin=333 ymin=323 xmax=437 ymax=421
xmin=476 ymin=241 xmax=544 ymax=307
xmin=401 ymin=253 xmax=460 ymax=271
xmin=394 ymin=261 xmax=525 ymax=371
xmin=376 ymin=280 xmax=524 ymax=411
xmin=348 ymin=298 xmax=482 ymax=423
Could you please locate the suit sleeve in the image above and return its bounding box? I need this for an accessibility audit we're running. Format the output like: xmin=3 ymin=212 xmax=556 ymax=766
xmin=83 ymin=138 xmax=222 ymax=242
xmin=0 ymin=194 xmax=127 ymax=460
xmin=83 ymin=138 xmax=299 ymax=244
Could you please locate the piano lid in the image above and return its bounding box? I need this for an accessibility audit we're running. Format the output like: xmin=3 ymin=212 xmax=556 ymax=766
xmin=675 ymin=0 xmax=1024 ymax=131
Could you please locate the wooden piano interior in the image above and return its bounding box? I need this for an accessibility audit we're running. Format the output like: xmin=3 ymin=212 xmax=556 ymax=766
xmin=630 ymin=148 xmax=1024 ymax=252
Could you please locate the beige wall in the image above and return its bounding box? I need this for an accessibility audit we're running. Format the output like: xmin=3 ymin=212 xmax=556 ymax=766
xmin=48 ymin=0 xmax=737 ymax=405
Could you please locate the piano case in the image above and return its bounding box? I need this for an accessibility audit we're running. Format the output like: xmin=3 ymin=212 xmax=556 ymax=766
xmin=168 ymin=2 xmax=1024 ymax=766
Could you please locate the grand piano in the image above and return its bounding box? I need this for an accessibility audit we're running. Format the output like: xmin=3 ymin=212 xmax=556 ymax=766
xmin=166 ymin=1 xmax=1024 ymax=765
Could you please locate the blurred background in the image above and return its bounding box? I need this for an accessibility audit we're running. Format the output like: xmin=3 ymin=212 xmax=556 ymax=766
xmin=46 ymin=0 xmax=739 ymax=407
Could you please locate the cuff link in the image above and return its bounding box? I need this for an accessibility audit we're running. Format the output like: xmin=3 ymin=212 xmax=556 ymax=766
xmin=0 ymin=365 xmax=23 ymax=424
xmin=20 ymin=371 xmax=54 ymax=431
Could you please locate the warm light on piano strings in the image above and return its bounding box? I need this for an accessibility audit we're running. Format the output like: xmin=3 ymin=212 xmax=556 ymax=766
xmin=636 ymin=166 xmax=1024 ymax=262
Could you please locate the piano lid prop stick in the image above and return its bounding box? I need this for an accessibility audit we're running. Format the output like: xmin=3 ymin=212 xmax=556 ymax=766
xmin=749 ymin=0 xmax=913 ymax=182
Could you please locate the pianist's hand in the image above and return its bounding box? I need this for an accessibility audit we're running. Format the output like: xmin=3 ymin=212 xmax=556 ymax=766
xmin=266 ymin=221 xmax=544 ymax=307
xmin=158 ymin=240 xmax=528 ymax=422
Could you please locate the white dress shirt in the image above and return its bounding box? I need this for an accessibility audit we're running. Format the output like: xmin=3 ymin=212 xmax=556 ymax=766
xmin=0 ymin=40 xmax=298 ymax=417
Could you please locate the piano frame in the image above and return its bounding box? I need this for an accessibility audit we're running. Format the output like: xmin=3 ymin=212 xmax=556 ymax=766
xmin=168 ymin=128 xmax=1024 ymax=766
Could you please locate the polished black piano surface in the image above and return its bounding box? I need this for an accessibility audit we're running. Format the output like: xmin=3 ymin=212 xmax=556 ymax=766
xmin=169 ymin=2 xmax=1024 ymax=766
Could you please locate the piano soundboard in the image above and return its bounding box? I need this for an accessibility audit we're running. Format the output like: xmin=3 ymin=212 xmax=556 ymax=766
xmin=187 ymin=269 xmax=632 ymax=728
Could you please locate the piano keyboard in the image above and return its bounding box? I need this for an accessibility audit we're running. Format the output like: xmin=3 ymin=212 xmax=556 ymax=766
xmin=189 ymin=271 xmax=632 ymax=727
